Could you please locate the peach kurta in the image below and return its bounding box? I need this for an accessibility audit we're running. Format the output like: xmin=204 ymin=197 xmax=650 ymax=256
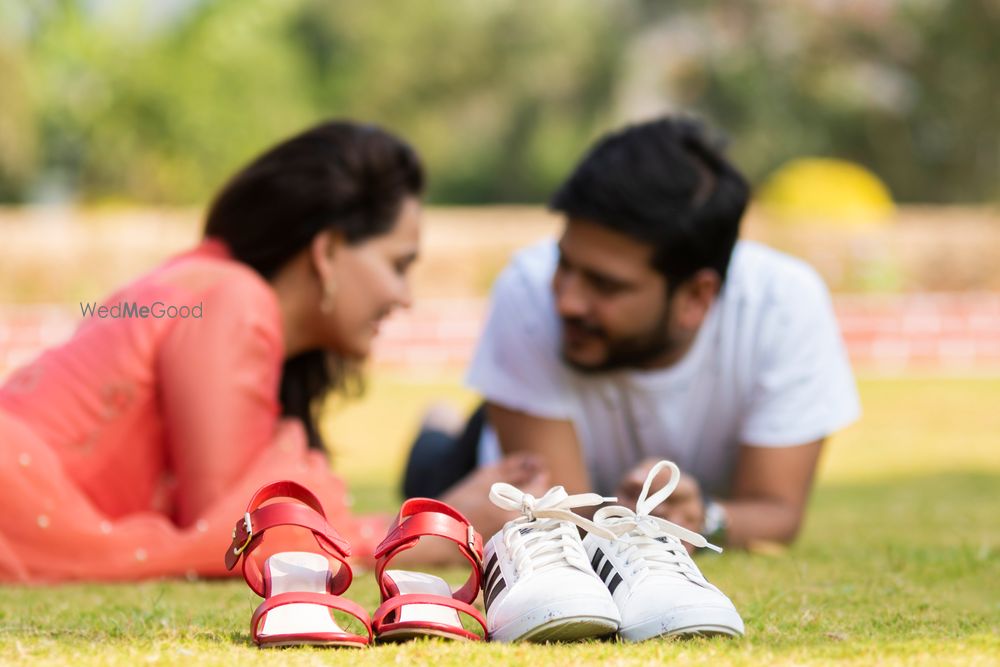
xmin=0 ymin=238 xmax=384 ymax=582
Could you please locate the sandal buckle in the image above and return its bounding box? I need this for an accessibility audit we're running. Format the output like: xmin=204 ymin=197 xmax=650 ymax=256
xmin=232 ymin=512 xmax=253 ymax=556
xmin=467 ymin=525 xmax=483 ymax=569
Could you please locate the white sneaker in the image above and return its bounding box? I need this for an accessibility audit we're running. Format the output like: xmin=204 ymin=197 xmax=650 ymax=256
xmin=585 ymin=461 xmax=745 ymax=641
xmin=482 ymin=483 xmax=623 ymax=642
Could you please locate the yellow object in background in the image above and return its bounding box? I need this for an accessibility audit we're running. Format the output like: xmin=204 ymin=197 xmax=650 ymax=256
xmin=758 ymin=158 xmax=895 ymax=227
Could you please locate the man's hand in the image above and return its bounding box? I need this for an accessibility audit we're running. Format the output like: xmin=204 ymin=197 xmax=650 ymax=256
xmin=614 ymin=458 xmax=705 ymax=536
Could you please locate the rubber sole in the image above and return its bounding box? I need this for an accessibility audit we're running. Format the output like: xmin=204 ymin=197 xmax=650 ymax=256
xmin=489 ymin=595 xmax=621 ymax=643
xmin=619 ymin=605 xmax=745 ymax=642
xmin=516 ymin=616 xmax=620 ymax=643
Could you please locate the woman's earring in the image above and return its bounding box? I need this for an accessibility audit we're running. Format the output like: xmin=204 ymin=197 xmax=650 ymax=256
xmin=320 ymin=278 xmax=337 ymax=314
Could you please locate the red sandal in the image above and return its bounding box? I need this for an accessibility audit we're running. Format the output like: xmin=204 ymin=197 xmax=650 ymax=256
xmin=372 ymin=498 xmax=488 ymax=641
xmin=224 ymin=480 xmax=373 ymax=648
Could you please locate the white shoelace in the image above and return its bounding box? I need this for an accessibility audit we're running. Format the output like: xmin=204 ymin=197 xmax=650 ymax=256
xmin=594 ymin=461 xmax=721 ymax=585
xmin=489 ymin=483 xmax=617 ymax=577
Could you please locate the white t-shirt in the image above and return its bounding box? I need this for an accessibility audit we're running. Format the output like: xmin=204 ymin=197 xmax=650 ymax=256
xmin=466 ymin=238 xmax=861 ymax=497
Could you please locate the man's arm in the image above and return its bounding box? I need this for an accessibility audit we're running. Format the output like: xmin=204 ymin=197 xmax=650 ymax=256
xmin=715 ymin=266 xmax=853 ymax=547
xmin=719 ymin=439 xmax=824 ymax=547
xmin=486 ymin=402 xmax=592 ymax=495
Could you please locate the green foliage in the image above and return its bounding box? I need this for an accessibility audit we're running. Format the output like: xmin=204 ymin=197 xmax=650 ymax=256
xmin=0 ymin=25 xmax=37 ymax=200
xmin=0 ymin=0 xmax=627 ymax=205
xmin=286 ymin=0 xmax=626 ymax=203
xmin=17 ymin=0 xmax=318 ymax=204
xmin=0 ymin=0 xmax=997 ymax=204
xmin=673 ymin=1 xmax=1000 ymax=203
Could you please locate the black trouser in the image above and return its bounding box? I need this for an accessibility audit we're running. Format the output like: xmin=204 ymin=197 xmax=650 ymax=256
xmin=401 ymin=404 xmax=486 ymax=499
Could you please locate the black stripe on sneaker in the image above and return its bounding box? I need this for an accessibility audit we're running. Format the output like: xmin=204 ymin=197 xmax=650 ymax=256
xmin=484 ymin=571 xmax=496 ymax=599
xmin=484 ymin=576 xmax=506 ymax=610
xmin=485 ymin=552 xmax=498 ymax=577
xmin=590 ymin=549 xmax=604 ymax=572
xmin=484 ymin=552 xmax=499 ymax=590
xmin=483 ymin=556 xmax=505 ymax=607
xmin=483 ymin=570 xmax=493 ymax=596
xmin=599 ymin=559 xmax=615 ymax=582
xmin=607 ymin=572 xmax=623 ymax=595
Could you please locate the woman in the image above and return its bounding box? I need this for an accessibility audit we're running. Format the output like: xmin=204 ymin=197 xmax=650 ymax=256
xmin=0 ymin=120 xmax=544 ymax=582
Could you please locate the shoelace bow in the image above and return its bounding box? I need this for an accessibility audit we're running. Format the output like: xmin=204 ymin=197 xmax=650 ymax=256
xmin=594 ymin=461 xmax=721 ymax=583
xmin=489 ymin=483 xmax=617 ymax=576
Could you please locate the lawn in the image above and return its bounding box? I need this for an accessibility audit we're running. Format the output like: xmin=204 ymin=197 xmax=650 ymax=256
xmin=2 ymin=374 xmax=998 ymax=666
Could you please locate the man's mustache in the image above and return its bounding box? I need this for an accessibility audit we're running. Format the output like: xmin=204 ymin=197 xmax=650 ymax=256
xmin=561 ymin=317 xmax=606 ymax=340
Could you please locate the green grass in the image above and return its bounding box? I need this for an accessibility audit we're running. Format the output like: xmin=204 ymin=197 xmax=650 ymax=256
xmin=2 ymin=375 xmax=999 ymax=665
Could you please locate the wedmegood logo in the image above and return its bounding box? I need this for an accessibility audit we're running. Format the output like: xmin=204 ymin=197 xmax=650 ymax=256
xmin=79 ymin=301 xmax=204 ymax=319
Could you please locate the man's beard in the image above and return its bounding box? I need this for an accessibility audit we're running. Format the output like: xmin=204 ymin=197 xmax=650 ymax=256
xmin=560 ymin=301 xmax=681 ymax=374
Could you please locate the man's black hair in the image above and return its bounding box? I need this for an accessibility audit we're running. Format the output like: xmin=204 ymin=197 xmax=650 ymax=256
xmin=550 ymin=117 xmax=750 ymax=289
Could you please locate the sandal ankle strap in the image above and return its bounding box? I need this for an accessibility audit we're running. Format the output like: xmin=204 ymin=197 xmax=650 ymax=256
xmin=224 ymin=480 xmax=353 ymax=597
xmin=374 ymin=498 xmax=484 ymax=604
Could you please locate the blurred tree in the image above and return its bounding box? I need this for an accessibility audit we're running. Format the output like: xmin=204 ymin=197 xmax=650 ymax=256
xmin=7 ymin=0 xmax=628 ymax=205
xmin=287 ymin=0 xmax=627 ymax=202
xmin=629 ymin=0 xmax=1000 ymax=203
xmin=0 ymin=7 xmax=38 ymax=202
xmin=0 ymin=0 xmax=997 ymax=205
xmin=25 ymin=0 xmax=316 ymax=204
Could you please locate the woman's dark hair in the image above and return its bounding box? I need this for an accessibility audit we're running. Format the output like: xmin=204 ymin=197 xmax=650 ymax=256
xmin=550 ymin=117 xmax=749 ymax=290
xmin=204 ymin=120 xmax=424 ymax=450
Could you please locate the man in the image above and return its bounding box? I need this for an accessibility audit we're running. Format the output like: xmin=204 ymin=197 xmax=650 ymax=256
xmin=405 ymin=116 xmax=860 ymax=548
